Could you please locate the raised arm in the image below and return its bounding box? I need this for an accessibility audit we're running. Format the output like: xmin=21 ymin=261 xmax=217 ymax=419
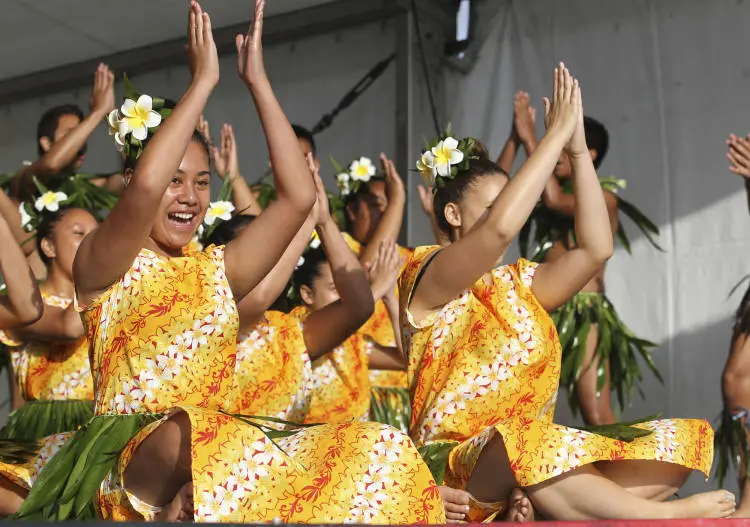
xmin=497 ymin=92 xmax=538 ymax=174
xmin=302 ymin=172 xmax=374 ymax=360
xmin=200 ymin=119 xmax=262 ymax=216
xmin=223 ymin=0 xmax=315 ymax=300
xmin=237 ymin=155 xmax=319 ymax=330
xmin=11 ymin=65 xmax=115 ymax=198
xmin=412 ymin=65 xmax=579 ymax=314
xmin=74 ymin=2 xmax=219 ymax=300
xmin=9 ymin=300 xmax=85 ymax=343
xmin=0 ymin=190 xmax=32 ymax=255
xmin=366 ymin=239 xmax=406 ymax=371
xmin=0 ymin=216 xmax=42 ymax=329
xmin=532 ymin=86 xmax=615 ymax=311
xmin=359 ymin=155 xmax=405 ymax=265
xmin=727 ymin=133 xmax=750 ymax=216
xmin=417 ymin=185 xmax=446 ymax=245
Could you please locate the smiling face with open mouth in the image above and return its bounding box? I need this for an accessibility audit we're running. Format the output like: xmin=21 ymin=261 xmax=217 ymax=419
xmin=149 ymin=139 xmax=211 ymax=256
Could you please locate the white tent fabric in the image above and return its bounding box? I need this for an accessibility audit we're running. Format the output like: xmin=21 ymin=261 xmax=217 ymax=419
xmin=441 ymin=0 xmax=750 ymax=495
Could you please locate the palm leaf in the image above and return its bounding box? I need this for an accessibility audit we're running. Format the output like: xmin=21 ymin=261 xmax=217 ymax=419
xmin=616 ymin=196 xmax=664 ymax=252
xmin=417 ymin=441 xmax=458 ymax=485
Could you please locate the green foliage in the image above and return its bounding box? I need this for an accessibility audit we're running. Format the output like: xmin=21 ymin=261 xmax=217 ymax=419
xmin=519 ymin=176 xmax=663 ymax=261
xmin=552 ymin=292 xmax=662 ymax=415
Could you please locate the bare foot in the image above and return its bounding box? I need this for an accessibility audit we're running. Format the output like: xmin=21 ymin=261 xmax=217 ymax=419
xmin=155 ymin=482 xmax=193 ymax=522
xmin=505 ymin=488 xmax=534 ymax=522
xmin=669 ymin=490 xmax=735 ymax=519
xmin=439 ymin=485 xmax=471 ymax=523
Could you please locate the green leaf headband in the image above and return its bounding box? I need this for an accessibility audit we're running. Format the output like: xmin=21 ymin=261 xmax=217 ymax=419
xmin=19 ymin=175 xmax=118 ymax=233
xmin=415 ymin=126 xmax=479 ymax=189
xmin=107 ymin=76 xmax=174 ymax=163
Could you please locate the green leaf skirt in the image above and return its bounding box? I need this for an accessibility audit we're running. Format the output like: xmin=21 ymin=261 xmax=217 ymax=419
xmin=0 ymin=400 xmax=94 ymax=442
xmin=714 ymin=408 xmax=750 ymax=487
xmin=551 ymin=292 xmax=662 ymax=416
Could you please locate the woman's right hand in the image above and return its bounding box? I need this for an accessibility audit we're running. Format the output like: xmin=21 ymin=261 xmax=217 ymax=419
xmin=187 ymin=1 xmax=220 ymax=87
xmin=236 ymin=0 xmax=268 ymax=88
xmin=542 ymin=63 xmax=579 ymax=144
xmin=368 ymin=240 xmax=404 ymax=301
xmin=728 ymin=134 xmax=750 ymax=179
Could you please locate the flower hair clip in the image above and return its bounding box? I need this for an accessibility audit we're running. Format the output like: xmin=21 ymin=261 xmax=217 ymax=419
xmin=196 ymin=174 xmax=236 ymax=247
xmin=295 ymin=231 xmax=322 ymax=270
xmin=415 ymin=126 xmax=479 ymax=188
xmin=18 ymin=178 xmax=73 ymax=233
xmin=107 ymin=76 xmax=173 ymax=161
xmin=331 ymin=156 xmax=377 ymax=197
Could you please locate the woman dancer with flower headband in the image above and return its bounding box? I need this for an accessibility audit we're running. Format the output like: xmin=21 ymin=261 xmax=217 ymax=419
xmin=403 ymin=63 xmax=733 ymax=521
xmin=0 ymin=200 xmax=98 ymax=440
xmin=205 ymin=165 xmax=405 ymax=426
xmin=14 ymin=2 xmax=442 ymax=523
xmin=335 ymin=156 xmax=413 ymax=431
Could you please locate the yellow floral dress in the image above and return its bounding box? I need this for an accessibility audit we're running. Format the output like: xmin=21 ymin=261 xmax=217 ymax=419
xmin=0 ymin=293 xmax=93 ymax=403
xmin=233 ymin=311 xmax=312 ymax=424
xmin=343 ymin=233 xmax=412 ymax=431
xmin=290 ymin=306 xmax=372 ymax=424
xmin=68 ymin=245 xmax=441 ymax=523
xmin=400 ymin=246 xmax=713 ymax=518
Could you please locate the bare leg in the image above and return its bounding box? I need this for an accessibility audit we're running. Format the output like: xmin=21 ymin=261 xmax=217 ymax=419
xmin=722 ymin=333 xmax=750 ymax=516
xmin=0 ymin=476 xmax=26 ymax=516
xmin=123 ymin=411 xmax=192 ymax=508
xmin=467 ymin=433 xmax=734 ymax=521
xmin=576 ymin=325 xmax=616 ymax=426
xmin=596 ymin=460 xmax=690 ymax=501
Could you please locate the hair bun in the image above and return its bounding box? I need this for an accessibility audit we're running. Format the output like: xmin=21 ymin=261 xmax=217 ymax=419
xmin=466 ymin=139 xmax=490 ymax=161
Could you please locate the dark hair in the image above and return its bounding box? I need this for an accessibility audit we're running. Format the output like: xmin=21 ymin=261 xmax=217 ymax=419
xmin=205 ymin=214 xmax=256 ymax=246
xmin=123 ymin=130 xmax=210 ymax=172
xmin=432 ymin=148 xmax=508 ymax=234
xmin=292 ymin=125 xmax=316 ymax=156
xmin=584 ymin=116 xmax=609 ymax=169
xmin=37 ymin=105 xmax=85 ymax=157
xmin=35 ymin=206 xmax=78 ymax=265
xmin=293 ymin=247 xmax=329 ymax=296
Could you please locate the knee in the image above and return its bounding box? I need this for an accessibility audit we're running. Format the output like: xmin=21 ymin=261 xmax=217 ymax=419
xmin=0 ymin=476 xmax=26 ymax=517
xmin=723 ymin=366 xmax=750 ymax=402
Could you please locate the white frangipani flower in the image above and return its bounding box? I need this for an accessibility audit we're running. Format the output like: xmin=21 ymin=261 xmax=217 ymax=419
xmin=34 ymin=191 xmax=67 ymax=213
xmin=118 ymin=95 xmax=162 ymax=142
xmin=431 ymin=137 xmax=464 ymax=177
xmin=349 ymin=157 xmax=376 ymax=181
xmin=204 ymin=201 xmax=235 ymax=226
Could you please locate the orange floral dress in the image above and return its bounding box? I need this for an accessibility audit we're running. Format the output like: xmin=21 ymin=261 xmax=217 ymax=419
xmin=400 ymin=246 xmax=713 ymax=517
xmin=0 ymin=293 xmax=92 ymax=402
xmin=78 ymin=245 xmax=442 ymax=523
xmin=232 ymin=311 xmax=312 ymax=424
xmin=290 ymin=306 xmax=372 ymax=424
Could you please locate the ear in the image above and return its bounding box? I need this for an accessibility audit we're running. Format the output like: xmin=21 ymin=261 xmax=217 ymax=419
xmin=589 ymin=148 xmax=598 ymax=163
xmin=40 ymin=236 xmax=56 ymax=261
xmin=123 ymin=168 xmax=135 ymax=187
xmin=300 ymin=284 xmax=314 ymax=306
xmin=39 ymin=136 xmax=52 ymax=154
xmin=444 ymin=202 xmax=462 ymax=230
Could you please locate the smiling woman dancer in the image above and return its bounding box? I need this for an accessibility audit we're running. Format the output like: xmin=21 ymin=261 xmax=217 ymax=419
xmin=402 ymin=64 xmax=734 ymax=522
xmin=13 ymin=1 xmax=443 ymax=523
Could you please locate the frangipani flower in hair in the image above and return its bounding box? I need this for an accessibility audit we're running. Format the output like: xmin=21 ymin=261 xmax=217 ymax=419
xmin=330 ymin=155 xmax=378 ymax=197
xmin=415 ymin=126 xmax=478 ymax=188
